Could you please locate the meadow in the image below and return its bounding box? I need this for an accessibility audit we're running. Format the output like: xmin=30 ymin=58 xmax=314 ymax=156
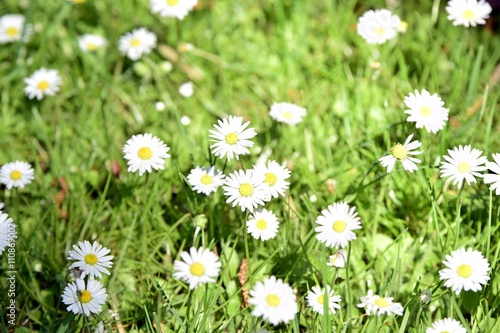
xmin=0 ymin=0 xmax=499 ymax=332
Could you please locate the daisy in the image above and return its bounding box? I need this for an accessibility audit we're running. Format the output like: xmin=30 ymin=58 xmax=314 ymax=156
xmin=67 ymin=241 xmax=114 ymax=279
xmin=187 ymin=166 xmax=225 ymax=195
xmin=246 ymin=208 xmax=279 ymax=241
xmin=179 ymin=81 xmax=194 ymax=98
xmin=173 ymin=246 xmax=221 ymax=290
xmin=118 ymin=28 xmax=157 ymax=61
xmin=357 ymin=290 xmax=404 ymax=316
xmin=208 ymin=115 xmax=257 ymax=160
xmin=181 ymin=115 xmax=191 ymax=126
xmin=78 ymin=34 xmax=107 ymax=53
xmin=404 ymin=89 xmax=449 ymax=134
xmin=357 ymin=9 xmax=401 ymax=45
xmin=0 ymin=14 xmax=31 ymax=43
xmin=269 ymin=102 xmax=307 ymax=125
xmin=155 ymin=101 xmax=166 ymax=111
xmin=62 ymin=279 xmax=108 ymax=316
xmin=223 ymin=169 xmax=269 ymax=212
xmin=315 ymin=202 xmax=362 ymax=248
xmin=327 ymin=249 xmax=347 ymax=268
xmin=483 ymin=153 xmax=500 ymax=195
xmin=379 ymin=134 xmax=422 ymax=173
xmin=0 ymin=161 xmax=34 ymax=189
xmin=306 ymin=286 xmax=341 ymax=315
xmin=150 ymin=0 xmax=198 ymax=20
xmin=122 ymin=133 xmax=170 ymax=176
xmin=24 ymin=68 xmax=62 ymax=100
xmin=439 ymin=145 xmax=487 ymax=188
xmin=249 ymin=275 xmax=298 ymax=326
xmin=426 ymin=318 xmax=466 ymax=333
xmin=439 ymin=247 xmax=490 ymax=295
xmin=0 ymin=212 xmax=15 ymax=255
xmin=446 ymin=0 xmax=492 ymax=27
xmin=253 ymin=160 xmax=291 ymax=199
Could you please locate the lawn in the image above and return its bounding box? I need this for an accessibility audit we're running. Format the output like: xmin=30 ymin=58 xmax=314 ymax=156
xmin=0 ymin=0 xmax=499 ymax=332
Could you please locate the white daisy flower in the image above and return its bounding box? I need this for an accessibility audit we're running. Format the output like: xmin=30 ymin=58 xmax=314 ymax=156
xmin=155 ymin=101 xmax=166 ymax=111
xmin=269 ymin=102 xmax=307 ymax=125
xmin=246 ymin=208 xmax=279 ymax=241
xmin=483 ymin=153 xmax=500 ymax=195
xmin=122 ymin=133 xmax=170 ymax=176
xmin=379 ymin=134 xmax=422 ymax=173
xmin=150 ymin=0 xmax=198 ymax=20
xmin=404 ymin=89 xmax=449 ymax=134
xmin=253 ymin=160 xmax=291 ymax=200
xmin=439 ymin=247 xmax=490 ymax=295
xmin=426 ymin=318 xmax=466 ymax=333
xmin=0 ymin=161 xmax=34 ymax=189
xmin=357 ymin=9 xmax=401 ymax=45
xmin=118 ymin=28 xmax=157 ymax=61
xmin=306 ymin=286 xmax=341 ymax=315
xmin=23 ymin=68 xmax=62 ymax=100
xmin=315 ymin=202 xmax=362 ymax=248
xmin=446 ymin=0 xmax=492 ymax=27
xmin=78 ymin=34 xmax=107 ymax=53
xmin=0 ymin=14 xmax=31 ymax=44
xmin=0 ymin=212 xmax=15 ymax=255
xmin=208 ymin=115 xmax=257 ymax=161
xmin=62 ymin=279 xmax=108 ymax=317
xmin=181 ymin=115 xmax=191 ymax=126
xmin=439 ymin=145 xmax=487 ymax=188
xmin=249 ymin=275 xmax=298 ymax=326
xmin=187 ymin=166 xmax=225 ymax=195
xmin=179 ymin=81 xmax=194 ymax=98
xmin=67 ymin=240 xmax=114 ymax=279
xmin=173 ymin=246 xmax=221 ymax=290
xmin=223 ymin=169 xmax=269 ymax=212
xmin=327 ymin=249 xmax=347 ymax=268
xmin=357 ymin=290 xmax=404 ymax=316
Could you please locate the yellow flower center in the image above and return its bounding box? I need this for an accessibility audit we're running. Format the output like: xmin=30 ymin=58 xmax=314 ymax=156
xmin=457 ymin=264 xmax=472 ymax=278
xmin=239 ymin=183 xmax=253 ymax=196
xmin=317 ymin=294 xmax=325 ymax=305
xmin=73 ymin=0 xmax=86 ymax=3
xmin=457 ymin=162 xmax=471 ymax=174
xmin=282 ymin=112 xmax=293 ymax=119
xmin=264 ymin=172 xmax=277 ymax=186
xmin=462 ymin=9 xmax=475 ymax=20
xmin=84 ymin=254 xmax=98 ymax=265
xmin=374 ymin=297 xmax=389 ymax=308
xmin=130 ymin=38 xmax=141 ymax=47
xmin=375 ymin=26 xmax=385 ymax=36
xmin=332 ymin=220 xmax=346 ymax=233
xmin=391 ymin=144 xmax=408 ymax=160
xmin=10 ymin=170 xmax=22 ymax=180
xmin=441 ymin=331 xmax=450 ymax=333
xmin=79 ymin=290 xmax=92 ymax=303
xmin=37 ymin=80 xmax=50 ymax=91
xmin=86 ymin=42 xmax=97 ymax=51
xmin=266 ymin=294 xmax=280 ymax=307
xmin=189 ymin=262 xmax=205 ymax=277
xmin=167 ymin=0 xmax=179 ymax=5
xmin=200 ymin=174 xmax=213 ymax=185
xmin=419 ymin=106 xmax=431 ymax=117
xmin=256 ymin=219 xmax=267 ymax=230
xmin=225 ymin=132 xmax=238 ymax=144
xmin=6 ymin=27 xmax=18 ymax=37
xmin=137 ymin=147 xmax=153 ymax=160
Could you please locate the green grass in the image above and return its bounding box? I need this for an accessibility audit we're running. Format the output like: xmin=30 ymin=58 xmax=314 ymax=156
xmin=1 ymin=0 xmax=500 ymax=332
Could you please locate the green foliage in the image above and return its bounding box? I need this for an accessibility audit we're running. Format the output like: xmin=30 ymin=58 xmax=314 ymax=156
xmin=0 ymin=0 xmax=499 ymax=332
